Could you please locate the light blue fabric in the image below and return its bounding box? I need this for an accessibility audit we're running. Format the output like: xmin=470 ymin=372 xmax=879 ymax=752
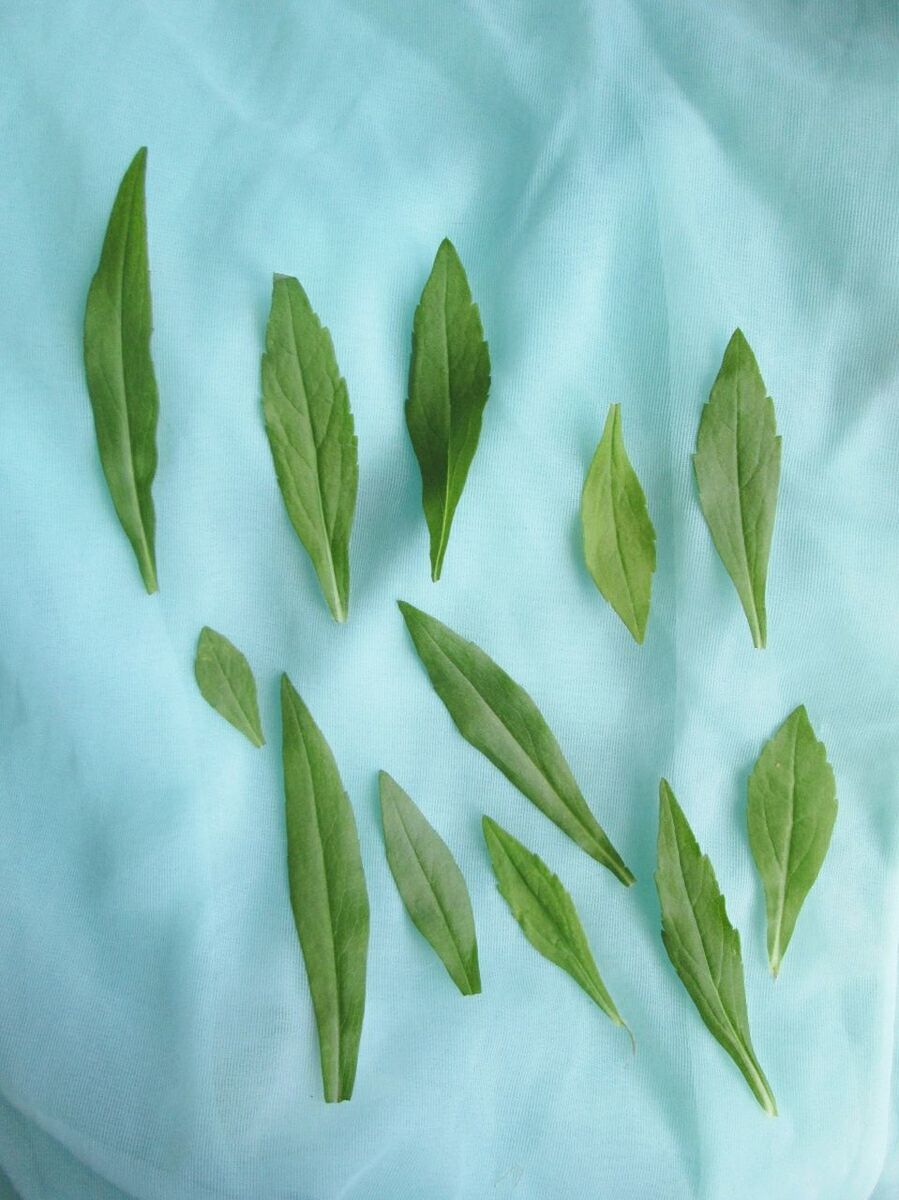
xmin=1 ymin=2 xmax=898 ymax=1197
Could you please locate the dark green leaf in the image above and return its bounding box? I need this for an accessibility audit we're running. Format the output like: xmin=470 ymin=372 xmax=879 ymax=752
xmin=747 ymin=705 xmax=837 ymax=977
xmin=379 ymin=771 xmax=480 ymax=995
xmin=281 ymin=675 xmax=369 ymax=1102
xmin=406 ymin=239 xmax=491 ymax=581
xmin=83 ymin=147 xmax=159 ymax=593
xmin=194 ymin=626 xmax=264 ymax=747
xmin=693 ymin=329 xmax=781 ymax=648
xmin=262 ymin=276 xmax=357 ymax=622
xmin=398 ymin=601 xmax=633 ymax=885
xmin=655 ymin=779 xmax=777 ymax=1115
xmin=581 ymin=404 xmax=656 ymax=643
xmin=482 ymin=816 xmax=630 ymax=1037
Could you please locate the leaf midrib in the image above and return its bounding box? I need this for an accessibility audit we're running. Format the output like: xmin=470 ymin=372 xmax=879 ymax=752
xmin=415 ymin=617 xmax=600 ymax=852
xmin=768 ymin=722 xmax=799 ymax=970
xmin=669 ymin=809 xmax=748 ymax=1060
xmin=288 ymin=692 xmax=345 ymax=1098
xmin=110 ymin=161 xmax=153 ymax=568
xmin=282 ymin=286 xmax=344 ymax=621
xmin=432 ymin=263 xmax=454 ymax=578
xmin=732 ymin=383 xmax=762 ymax=645
xmin=607 ymin=410 xmax=640 ymax=631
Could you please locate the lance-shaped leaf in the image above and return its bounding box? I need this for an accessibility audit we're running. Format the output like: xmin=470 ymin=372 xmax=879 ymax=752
xmin=281 ymin=675 xmax=369 ymax=1102
xmin=655 ymin=779 xmax=777 ymax=1115
xmin=399 ymin=601 xmax=633 ymax=885
xmin=406 ymin=239 xmax=491 ymax=581
xmin=693 ymin=329 xmax=781 ymax=648
xmin=262 ymin=275 xmax=357 ymax=622
xmin=581 ymin=404 xmax=656 ymax=643
xmin=747 ymin=706 xmax=837 ymax=977
xmin=482 ymin=816 xmax=630 ymax=1037
xmin=379 ymin=772 xmax=480 ymax=995
xmin=83 ymin=147 xmax=159 ymax=593
xmin=194 ymin=626 xmax=265 ymax=747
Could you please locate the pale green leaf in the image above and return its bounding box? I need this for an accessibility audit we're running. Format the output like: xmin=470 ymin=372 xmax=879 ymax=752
xmin=281 ymin=675 xmax=369 ymax=1102
xmin=194 ymin=626 xmax=264 ymax=747
xmin=83 ymin=147 xmax=159 ymax=593
xmin=655 ymin=779 xmax=776 ymax=1115
xmin=747 ymin=705 xmax=837 ymax=977
xmin=262 ymin=276 xmax=358 ymax=622
xmin=693 ymin=329 xmax=781 ymax=648
xmin=406 ymin=239 xmax=491 ymax=581
xmin=380 ymin=771 xmax=480 ymax=995
xmin=581 ymin=404 xmax=656 ymax=642
xmin=482 ymin=816 xmax=630 ymax=1037
xmin=399 ymin=601 xmax=633 ymax=885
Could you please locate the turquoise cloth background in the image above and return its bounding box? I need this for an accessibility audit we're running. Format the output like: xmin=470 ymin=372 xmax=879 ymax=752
xmin=1 ymin=2 xmax=898 ymax=1197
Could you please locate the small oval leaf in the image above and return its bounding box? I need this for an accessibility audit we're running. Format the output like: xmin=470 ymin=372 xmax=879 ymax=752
xmin=262 ymin=275 xmax=358 ymax=622
xmin=747 ymin=705 xmax=837 ymax=977
xmin=398 ymin=601 xmax=633 ymax=885
xmin=406 ymin=239 xmax=491 ymax=581
xmin=655 ymin=779 xmax=777 ymax=1115
xmin=693 ymin=329 xmax=781 ymax=648
xmin=281 ymin=675 xmax=369 ymax=1102
xmin=482 ymin=816 xmax=630 ymax=1037
xmin=581 ymin=404 xmax=656 ymax=643
xmin=379 ymin=772 xmax=481 ymax=995
xmin=194 ymin=627 xmax=265 ymax=747
xmin=83 ymin=146 xmax=159 ymax=593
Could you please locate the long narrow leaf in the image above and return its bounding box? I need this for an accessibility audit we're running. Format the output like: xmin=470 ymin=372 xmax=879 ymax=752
xmin=406 ymin=239 xmax=491 ymax=581
xmin=83 ymin=147 xmax=159 ymax=593
xmin=263 ymin=276 xmax=357 ymax=622
xmin=281 ymin=675 xmax=369 ymax=1101
xmin=655 ymin=779 xmax=776 ymax=1115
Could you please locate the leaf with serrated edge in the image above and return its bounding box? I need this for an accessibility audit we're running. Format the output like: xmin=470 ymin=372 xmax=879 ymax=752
xmin=399 ymin=601 xmax=633 ymax=885
xmin=380 ymin=772 xmax=480 ymax=995
xmin=748 ymin=705 xmax=837 ymax=977
xmin=281 ymin=675 xmax=369 ymax=1102
xmin=655 ymin=779 xmax=776 ymax=1115
xmin=482 ymin=816 xmax=630 ymax=1038
xmin=406 ymin=239 xmax=491 ymax=581
xmin=83 ymin=147 xmax=159 ymax=593
xmin=194 ymin=626 xmax=264 ymax=747
xmin=693 ymin=329 xmax=781 ymax=648
xmin=262 ymin=275 xmax=358 ymax=622
xmin=581 ymin=403 xmax=656 ymax=642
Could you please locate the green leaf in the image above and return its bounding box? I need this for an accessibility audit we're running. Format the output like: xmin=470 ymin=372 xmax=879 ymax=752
xmin=262 ymin=275 xmax=358 ymax=622
xmin=747 ymin=705 xmax=837 ymax=978
xmin=83 ymin=147 xmax=159 ymax=593
xmin=406 ymin=239 xmax=491 ymax=581
xmin=693 ymin=329 xmax=781 ymax=648
xmin=194 ymin=626 xmax=265 ymax=747
xmin=398 ymin=601 xmax=633 ymax=885
xmin=482 ymin=816 xmax=630 ymax=1037
xmin=379 ymin=771 xmax=481 ymax=995
xmin=655 ymin=780 xmax=777 ymax=1115
xmin=580 ymin=404 xmax=656 ymax=643
xmin=281 ymin=675 xmax=369 ymax=1102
